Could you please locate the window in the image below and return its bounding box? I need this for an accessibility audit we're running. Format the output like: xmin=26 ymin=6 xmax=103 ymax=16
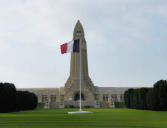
xmin=103 ymin=94 xmax=108 ymax=101
xmin=95 ymin=94 xmax=99 ymax=100
xmin=60 ymin=95 xmax=64 ymax=101
xmin=50 ymin=95 xmax=56 ymax=102
xmin=120 ymin=94 xmax=124 ymax=101
xmin=42 ymin=95 xmax=48 ymax=103
xmin=111 ymin=94 xmax=117 ymax=102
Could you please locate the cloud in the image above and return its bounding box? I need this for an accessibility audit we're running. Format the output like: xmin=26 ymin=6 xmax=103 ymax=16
xmin=0 ymin=43 xmax=9 ymax=50
xmin=0 ymin=0 xmax=167 ymax=87
xmin=0 ymin=0 xmax=166 ymax=48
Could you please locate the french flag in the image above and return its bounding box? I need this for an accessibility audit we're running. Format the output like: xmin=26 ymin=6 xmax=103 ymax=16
xmin=60 ymin=39 xmax=80 ymax=54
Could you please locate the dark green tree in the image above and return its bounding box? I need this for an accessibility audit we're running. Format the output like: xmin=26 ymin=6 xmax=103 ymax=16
xmin=146 ymin=88 xmax=153 ymax=110
xmin=138 ymin=88 xmax=150 ymax=109
xmin=0 ymin=83 xmax=16 ymax=113
xmin=128 ymin=89 xmax=134 ymax=108
xmin=124 ymin=90 xmax=130 ymax=108
xmin=153 ymin=80 xmax=167 ymax=110
xmin=16 ymin=91 xmax=38 ymax=111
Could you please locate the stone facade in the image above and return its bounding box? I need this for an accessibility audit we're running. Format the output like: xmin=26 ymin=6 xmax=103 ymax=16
xmin=18 ymin=87 xmax=128 ymax=109
xmin=18 ymin=21 xmax=129 ymax=109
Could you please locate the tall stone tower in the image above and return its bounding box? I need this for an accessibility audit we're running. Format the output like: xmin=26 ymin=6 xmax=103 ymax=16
xmin=64 ymin=21 xmax=96 ymax=106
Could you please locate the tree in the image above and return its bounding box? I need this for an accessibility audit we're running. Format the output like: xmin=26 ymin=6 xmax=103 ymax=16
xmin=0 ymin=82 xmax=38 ymax=113
xmin=146 ymin=88 xmax=153 ymax=110
xmin=138 ymin=88 xmax=150 ymax=109
xmin=124 ymin=90 xmax=130 ymax=108
xmin=153 ymin=80 xmax=167 ymax=110
xmin=0 ymin=83 xmax=16 ymax=113
xmin=16 ymin=91 xmax=38 ymax=111
xmin=128 ymin=89 xmax=134 ymax=108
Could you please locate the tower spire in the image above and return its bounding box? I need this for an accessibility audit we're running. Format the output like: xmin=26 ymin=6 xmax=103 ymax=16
xmin=64 ymin=21 xmax=95 ymax=105
xmin=73 ymin=20 xmax=84 ymax=40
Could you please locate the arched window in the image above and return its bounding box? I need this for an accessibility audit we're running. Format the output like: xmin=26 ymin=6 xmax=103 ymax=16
xmin=74 ymin=92 xmax=85 ymax=101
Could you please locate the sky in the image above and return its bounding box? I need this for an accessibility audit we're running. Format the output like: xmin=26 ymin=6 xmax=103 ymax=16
xmin=0 ymin=0 xmax=167 ymax=88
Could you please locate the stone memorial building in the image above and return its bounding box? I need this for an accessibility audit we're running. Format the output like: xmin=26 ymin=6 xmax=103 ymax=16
xmin=19 ymin=21 xmax=129 ymax=109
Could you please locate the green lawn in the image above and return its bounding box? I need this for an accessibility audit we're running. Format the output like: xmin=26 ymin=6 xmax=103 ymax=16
xmin=0 ymin=108 xmax=167 ymax=128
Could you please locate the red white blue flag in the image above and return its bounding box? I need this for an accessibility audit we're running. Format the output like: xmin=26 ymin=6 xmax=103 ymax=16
xmin=60 ymin=39 xmax=80 ymax=54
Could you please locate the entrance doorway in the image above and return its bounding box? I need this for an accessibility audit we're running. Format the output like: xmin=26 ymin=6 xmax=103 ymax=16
xmin=74 ymin=92 xmax=85 ymax=101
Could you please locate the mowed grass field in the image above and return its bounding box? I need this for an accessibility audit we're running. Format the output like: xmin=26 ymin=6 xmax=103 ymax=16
xmin=0 ymin=109 xmax=167 ymax=128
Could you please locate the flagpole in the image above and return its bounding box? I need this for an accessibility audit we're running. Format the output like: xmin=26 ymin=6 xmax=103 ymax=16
xmin=79 ymin=38 xmax=82 ymax=111
xmin=67 ymin=38 xmax=92 ymax=114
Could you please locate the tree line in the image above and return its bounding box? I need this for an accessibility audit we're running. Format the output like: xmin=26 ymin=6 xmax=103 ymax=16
xmin=124 ymin=80 xmax=167 ymax=111
xmin=0 ymin=82 xmax=38 ymax=113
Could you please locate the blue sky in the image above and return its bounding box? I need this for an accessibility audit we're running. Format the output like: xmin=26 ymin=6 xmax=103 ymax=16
xmin=0 ymin=0 xmax=167 ymax=88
